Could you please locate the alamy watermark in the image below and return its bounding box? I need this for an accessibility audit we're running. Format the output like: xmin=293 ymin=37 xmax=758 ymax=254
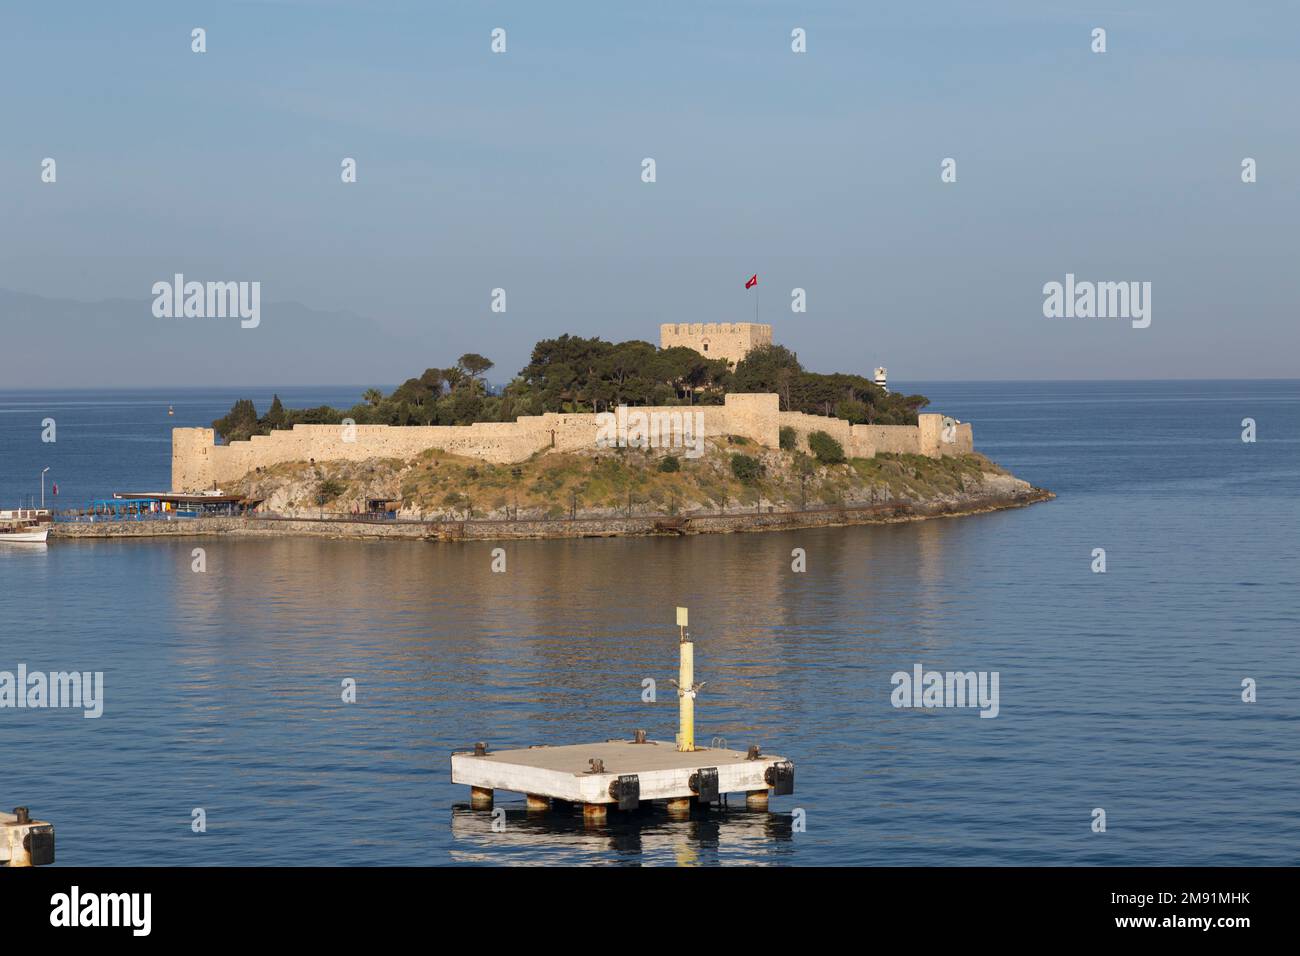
xmin=0 ymin=664 xmax=104 ymax=718
xmin=596 ymin=405 xmax=705 ymax=459
xmin=152 ymin=274 xmax=260 ymax=328
xmin=50 ymin=886 xmax=150 ymax=936
xmin=1043 ymin=273 xmax=1150 ymax=328
xmin=891 ymin=663 xmax=999 ymax=718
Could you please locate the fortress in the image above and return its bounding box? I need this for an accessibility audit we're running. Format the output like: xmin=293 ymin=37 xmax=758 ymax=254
xmin=170 ymin=324 xmax=974 ymax=492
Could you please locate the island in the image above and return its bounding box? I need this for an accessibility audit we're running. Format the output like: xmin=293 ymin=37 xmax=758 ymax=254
xmin=54 ymin=323 xmax=1052 ymax=541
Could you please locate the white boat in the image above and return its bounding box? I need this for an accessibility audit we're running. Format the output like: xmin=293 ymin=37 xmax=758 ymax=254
xmin=0 ymin=510 xmax=50 ymax=543
xmin=0 ymin=524 xmax=49 ymax=543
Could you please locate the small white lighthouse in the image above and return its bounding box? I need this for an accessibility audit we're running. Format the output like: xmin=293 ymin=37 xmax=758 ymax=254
xmin=873 ymin=367 xmax=888 ymax=394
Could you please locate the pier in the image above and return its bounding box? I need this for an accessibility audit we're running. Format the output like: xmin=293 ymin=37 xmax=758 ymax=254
xmin=451 ymin=608 xmax=794 ymax=824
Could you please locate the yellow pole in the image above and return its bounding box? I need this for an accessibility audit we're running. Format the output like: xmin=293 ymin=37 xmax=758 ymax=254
xmin=678 ymin=639 xmax=694 ymax=752
xmin=675 ymin=606 xmax=694 ymax=752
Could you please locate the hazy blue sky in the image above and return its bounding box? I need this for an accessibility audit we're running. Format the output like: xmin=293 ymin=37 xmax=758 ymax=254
xmin=2 ymin=1 xmax=1297 ymax=386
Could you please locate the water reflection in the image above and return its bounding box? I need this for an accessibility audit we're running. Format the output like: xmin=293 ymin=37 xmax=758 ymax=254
xmin=6 ymin=464 xmax=1299 ymax=866
xmin=449 ymin=801 xmax=794 ymax=866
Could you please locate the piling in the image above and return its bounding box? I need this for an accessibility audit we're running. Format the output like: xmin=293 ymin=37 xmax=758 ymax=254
xmin=666 ymin=797 xmax=692 ymax=818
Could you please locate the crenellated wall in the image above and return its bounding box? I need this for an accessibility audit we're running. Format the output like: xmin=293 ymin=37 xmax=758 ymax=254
xmin=173 ymin=393 xmax=973 ymax=492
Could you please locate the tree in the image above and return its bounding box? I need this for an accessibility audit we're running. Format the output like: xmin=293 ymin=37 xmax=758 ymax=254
xmin=363 ymin=388 xmax=383 ymax=407
xmin=213 ymin=399 xmax=261 ymax=443
xmin=442 ymin=367 xmax=467 ymax=394
xmin=595 ymin=341 xmax=659 ymax=406
xmin=457 ymin=353 xmax=494 ymax=391
xmin=808 ymin=431 xmax=845 ymax=464
xmin=872 ymin=392 xmax=930 ymax=425
xmin=391 ymin=372 xmax=440 ymax=408
xmin=653 ymin=346 xmax=728 ymax=404
xmin=835 ymin=399 xmax=870 ymax=425
xmin=263 ymin=394 xmax=286 ymax=429
xmin=287 ymin=405 xmax=344 ymax=425
xmin=730 ymin=453 xmax=763 ymax=483
xmin=733 ymin=344 xmax=802 ymax=409
xmin=794 ymin=373 xmax=846 ymax=417
xmin=418 ymin=368 xmax=445 ymax=393
xmin=315 ymin=478 xmax=345 ymax=505
xmin=447 ymin=390 xmax=484 ymax=425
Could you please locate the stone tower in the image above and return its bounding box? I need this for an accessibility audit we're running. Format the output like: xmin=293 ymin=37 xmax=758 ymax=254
xmin=171 ymin=427 xmax=216 ymax=492
xmin=659 ymin=322 xmax=773 ymax=367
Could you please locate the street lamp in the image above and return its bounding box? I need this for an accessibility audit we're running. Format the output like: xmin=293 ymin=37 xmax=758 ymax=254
xmin=41 ymin=467 xmax=49 ymax=510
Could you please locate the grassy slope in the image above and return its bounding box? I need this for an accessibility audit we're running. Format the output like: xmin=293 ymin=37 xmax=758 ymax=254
xmin=231 ymin=438 xmax=1017 ymax=519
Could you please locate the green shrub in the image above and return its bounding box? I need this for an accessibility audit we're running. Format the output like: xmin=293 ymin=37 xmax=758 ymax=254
xmin=315 ymin=478 xmax=346 ymax=505
xmin=659 ymin=455 xmax=680 ymax=473
xmin=730 ymin=453 xmax=763 ymax=483
xmin=808 ymin=430 xmax=845 ymax=464
xmin=779 ymin=425 xmax=796 ymax=450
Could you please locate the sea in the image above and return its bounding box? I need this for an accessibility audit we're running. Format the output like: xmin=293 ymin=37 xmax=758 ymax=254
xmin=0 ymin=380 xmax=1296 ymax=865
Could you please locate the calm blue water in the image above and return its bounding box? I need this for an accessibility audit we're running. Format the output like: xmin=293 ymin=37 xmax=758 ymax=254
xmin=1 ymin=381 xmax=1297 ymax=866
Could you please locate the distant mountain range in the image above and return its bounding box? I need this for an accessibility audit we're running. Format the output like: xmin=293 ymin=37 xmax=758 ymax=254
xmin=1 ymin=288 xmax=418 ymax=388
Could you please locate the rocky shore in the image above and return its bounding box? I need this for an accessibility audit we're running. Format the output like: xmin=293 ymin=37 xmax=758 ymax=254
xmin=51 ymin=486 xmax=1054 ymax=542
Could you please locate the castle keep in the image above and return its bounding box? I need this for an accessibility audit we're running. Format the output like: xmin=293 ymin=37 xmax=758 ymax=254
xmin=660 ymin=322 xmax=772 ymax=367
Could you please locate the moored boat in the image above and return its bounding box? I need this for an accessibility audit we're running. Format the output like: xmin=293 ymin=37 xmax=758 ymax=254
xmin=0 ymin=509 xmax=50 ymax=543
xmin=0 ymin=523 xmax=49 ymax=543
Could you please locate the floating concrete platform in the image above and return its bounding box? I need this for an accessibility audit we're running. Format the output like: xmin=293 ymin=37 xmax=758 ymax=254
xmin=452 ymin=739 xmax=793 ymax=821
xmin=1 ymin=807 xmax=55 ymax=867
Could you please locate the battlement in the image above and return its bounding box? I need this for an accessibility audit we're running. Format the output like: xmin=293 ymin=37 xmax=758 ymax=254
xmin=659 ymin=323 xmax=770 ymax=336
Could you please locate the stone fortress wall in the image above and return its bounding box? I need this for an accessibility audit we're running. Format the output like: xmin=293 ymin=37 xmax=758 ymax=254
xmin=776 ymin=410 xmax=973 ymax=460
xmin=659 ymin=322 xmax=772 ymax=366
xmin=172 ymin=393 xmax=974 ymax=492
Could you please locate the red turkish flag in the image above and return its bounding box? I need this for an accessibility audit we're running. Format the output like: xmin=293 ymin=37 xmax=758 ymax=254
xmin=52 ymin=483 xmax=58 ymax=496
xmin=745 ymin=274 xmax=758 ymax=289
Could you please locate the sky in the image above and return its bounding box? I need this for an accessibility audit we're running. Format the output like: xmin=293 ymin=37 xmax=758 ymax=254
xmin=1 ymin=0 xmax=1297 ymax=386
